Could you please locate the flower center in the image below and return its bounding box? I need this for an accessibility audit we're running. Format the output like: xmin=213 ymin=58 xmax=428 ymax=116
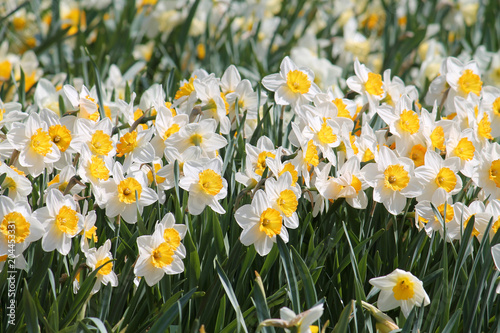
xmin=147 ymin=163 xmax=166 ymax=184
xmin=384 ymin=164 xmax=410 ymax=191
xmin=333 ymin=98 xmax=350 ymax=118
xmin=49 ymin=125 xmax=72 ymax=152
xmin=89 ymin=155 xmax=110 ymax=181
xmin=259 ymin=208 xmax=282 ymax=238
xmin=304 ymin=140 xmax=319 ymax=167
xmin=430 ymin=126 xmax=445 ymax=151
xmin=163 ymin=124 xmax=180 ymax=140
xmin=277 ymin=189 xmax=298 ymax=217
xmin=151 ymin=242 xmax=174 ymax=268
xmin=175 ymin=76 xmax=196 ymax=100
xmin=0 ymin=212 xmax=30 ymax=243
xmin=286 ymin=70 xmax=311 ymax=94
xmin=458 ymin=69 xmax=482 ymax=96
xmin=116 ymin=131 xmax=138 ymax=157
xmin=399 ymin=110 xmax=420 ymax=134
xmin=364 ymin=72 xmax=384 ymax=96
xmin=454 ymin=138 xmax=475 ymax=161
xmin=489 ymin=160 xmax=500 ymax=188
xmin=318 ymin=121 xmax=336 ymax=144
xmin=90 ymin=130 xmax=113 ymax=156
xmin=55 ymin=206 xmax=79 ymax=235
xmin=256 ymin=151 xmax=276 ymax=176
xmin=190 ymin=133 xmax=203 ymax=146
xmin=435 ymin=167 xmax=457 ymax=192
xmin=30 ymin=128 xmax=52 ymax=156
xmin=198 ymin=169 xmax=223 ymax=196
xmin=493 ymin=97 xmax=500 ymax=116
xmin=117 ymin=178 xmax=142 ymax=203
xmin=437 ymin=203 xmax=454 ymax=223
xmin=278 ymin=163 xmax=298 ymax=186
xmin=478 ymin=113 xmax=493 ymax=140
xmin=95 ymin=256 xmax=113 ymax=276
xmin=392 ymin=276 xmax=415 ymax=300
xmin=351 ymin=175 xmax=362 ymax=193
xmin=163 ymin=228 xmax=181 ymax=250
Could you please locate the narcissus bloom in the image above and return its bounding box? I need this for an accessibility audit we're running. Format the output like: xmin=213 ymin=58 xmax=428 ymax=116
xmin=85 ymin=239 xmax=118 ymax=294
xmin=100 ymin=162 xmax=158 ymax=224
xmin=362 ymin=146 xmax=422 ymax=215
xmin=369 ymin=269 xmax=430 ymax=318
xmin=235 ymin=190 xmax=289 ymax=256
xmin=179 ymin=158 xmax=227 ymax=215
xmin=35 ymin=189 xmax=84 ymax=255
xmin=0 ymin=195 xmax=43 ymax=256
xmin=7 ymin=112 xmax=60 ymax=176
xmin=134 ymin=215 xmax=186 ymax=286
xmin=262 ymin=56 xmax=320 ymax=107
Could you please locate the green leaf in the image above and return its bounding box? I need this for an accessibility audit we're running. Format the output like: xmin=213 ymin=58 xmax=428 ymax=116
xmin=216 ymin=260 xmax=249 ymax=333
xmin=22 ymin=280 xmax=41 ymax=333
xmin=148 ymin=288 xmax=197 ymax=332
xmin=277 ymin=236 xmax=301 ymax=314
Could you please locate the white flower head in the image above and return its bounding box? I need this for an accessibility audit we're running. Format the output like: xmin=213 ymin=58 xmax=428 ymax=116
xmin=85 ymin=239 xmax=118 ymax=294
xmin=179 ymin=158 xmax=227 ymax=215
xmin=262 ymin=56 xmax=321 ymax=107
xmin=235 ymin=190 xmax=289 ymax=256
xmin=369 ymin=269 xmax=430 ymax=318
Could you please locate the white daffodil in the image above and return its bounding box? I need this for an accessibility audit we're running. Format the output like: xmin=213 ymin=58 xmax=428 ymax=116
xmin=7 ymin=112 xmax=60 ymax=176
xmin=265 ymin=172 xmax=301 ymax=229
xmin=346 ymin=58 xmax=386 ymax=102
xmin=80 ymin=209 xmax=98 ymax=254
xmin=77 ymin=144 xmax=114 ymax=187
xmin=63 ymin=84 xmax=101 ymax=122
xmin=236 ymin=136 xmax=278 ymax=187
xmin=262 ymin=56 xmax=320 ymax=107
xmin=414 ymin=190 xmax=459 ymax=241
xmin=414 ymin=151 xmax=462 ymax=202
xmin=150 ymin=104 xmax=189 ymax=158
xmin=116 ymin=128 xmax=155 ymax=172
xmin=0 ymin=164 xmax=32 ymax=201
xmin=100 ymin=162 xmax=158 ymax=224
xmin=259 ymin=303 xmax=324 ymax=333
xmin=72 ymin=117 xmax=116 ymax=158
xmin=376 ymin=95 xmax=424 ymax=156
xmin=134 ymin=220 xmax=185 ymax=286
xmin=156 ymin=212 xmax=187 ymax=257
xmin=369 ymin=269 xmax=430 ymax=318
xmin=235 ymin=190 xmax=289 ymax=256
xmin=361 ymin=146 xmax=422 ymax=215
xmin=85 ymin=239 xmax=118 ymax=294
xmin=165 ymin=119 xmax=227 ymax=157
xmin=193 ymin=76 xmax=231 ymax=134
xmin=470 ymin=142 xmax=500 ymax=200
xmin=40 ymin=108 xmax=75 ymax=170
xmin=35 ymin=189 xmax=84 ymax=255
xmin=0 ymin=195 xmax=43 ymax=256
xmin=179 ymin=158 xmax=227 ymax=215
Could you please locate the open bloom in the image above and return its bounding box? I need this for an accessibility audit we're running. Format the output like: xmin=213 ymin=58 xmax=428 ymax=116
xmin=262 ymin=56 xmax=320 ymax=107
xmin=85 ymin=239 xmax=118 ymax=294
xmin=235 ymin=190 xmax=289 ymax=256
xmin=179 ymin=158 xmax=227 ymax=215
xmin=362 ymin=146 xmax=422 ymax=215
xmin=35 ymin=189 xmax=84 ymax=255
xmin=369 ymin=269 xmax=430 ymax=318
xmin=0 ymin=196 xmax=43 ymax=256
xmin=259 ymin=303 xmax=324 ymax=333
xmin=100 ymin=162 xmax=158 ymax=224
xmin=134 ymin=216 xmax=186 ymax=286
xmin=7 ymin=112 xmax=60 ymax=176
